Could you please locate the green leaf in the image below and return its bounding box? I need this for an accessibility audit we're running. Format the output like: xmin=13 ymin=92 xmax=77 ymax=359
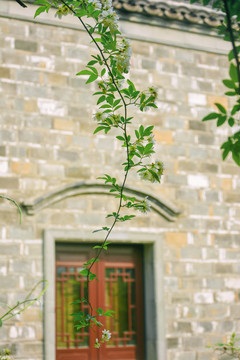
xmin=34 ymin=0 xmax=49 ymax=4
xmin=83 ymin=258 xmax=99 ymax=266
xmin=106 ymin=96 xmax=114 ymax=105
xmin=229 ymin=63 xmax=239 ymax=83
xmin=147 ymin=103 xmax=158 ymax=108
xmin=114 ymin=105 xmax=123 ymax=111
xmin=225 ymin=91 xmax=237 ymax=96
xmin=121 ymin=89 xmax=130 ymax=97
xmin=101 ymin=68 xmax=106 ymax=77
xmin=215 ymin=103 xmax=226 ymax=114
xmin=71 ymin=298 xmax=87 ymax=304
xmin=231 ymin=104 xmax=240 ymax=115
xmin=139 ymin=125 xmax=144 ymax=137
xmin=127 ymin=79 xmax=136 ymax=94
xmin=97 ymin=95 xmax=106 ymax=104
xmin=75 ymin=8 xmax=87 ymax=17
xmin=143 ymin=126 xmax=154 ymax=136
xmin=113 ymin=99 xmax=121 ymax=107
xmin=79 ymin=269 xmax=89 ymax=276
xmin=222 ymin=79 xmax=236 ymax=89
xmin=202 ymin=112 xmax=219 ymax=121
xmin=232 ymin=151 xmax=240 ymax=166
xmin=217 ymin=115 xmax=227 ymax=127
xmin=143 ymin=142 xmax=154 ymax=155
xmin=100 ymin=104 xmax=112 ymax=109
xmin=96 ymin=308 xmax=104 ymax=315
xmin=87 ymin=60 xmax=98 ymax=66
xmin=87 ymin=66 xmax=98 ymax=75
xmin=76 ymin=70 xmax=93 ymax=76
xmin=86 ymin=74 xmax=98 ymax=84
xmin=222 ymin=148 xmax=230 ymax=160
xmin=135 ymin=130 xmax=139 ymax=139
xmin=89 ymin=273 xmax=98 ymax=281
xmin=93 ymin=126 xmax=108 ymax=134
xmin=228 ymin=46 xmax=240 ymax=61
xmin=148 ymin=169 xmax=160 ymax=183
xmin=104 ymin=310 xmax=115 ymax=317
xmin=116 ymin=136 xmax=125 ymax=141
xmin=34 ymin=5 xmax=47 ymax=18
xmin=228 ymin=117 xmax=234 ymax=127
xmin=0 ymin=319 xmax=2 ymax=327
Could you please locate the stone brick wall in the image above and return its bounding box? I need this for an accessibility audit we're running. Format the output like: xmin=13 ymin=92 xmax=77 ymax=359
xmin=0 ymin=1 xmax=240 ymax=359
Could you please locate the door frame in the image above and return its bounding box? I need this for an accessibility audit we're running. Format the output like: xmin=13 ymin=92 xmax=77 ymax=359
xmin=43 ymin=229 xmax=166 ymax=360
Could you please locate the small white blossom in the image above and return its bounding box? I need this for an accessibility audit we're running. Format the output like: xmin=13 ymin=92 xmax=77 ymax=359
xmin=105 ymin=0 xmax=112 ymax=7
xmin=55 ymin=4 xmax=74 ymax=19
xmin=94 ymin=338 xmax=100 ymax=348
xmin=102 ymin=329 xmax=111 ymax=341
xmin=138 ymin=161 xmax=164 ymax=183
xmin=147 ymin=134 xmax=156 ymax=145
xmin=99 ymin=1 xmax=119 ymax=32
xmin=109 ymin=114 xmax=121 ymax=126
xmin=115 ymin=38 xmax=132 ymax=74
xmin=134 ymin=197 xmax=151 ymax=214
xmin=93 ymin=111 xmax=106 ymax=122
xmin=0 ymin=349 xmax=14 ymax=360
xmin=88 ymin=0 xmax=102 ymax=10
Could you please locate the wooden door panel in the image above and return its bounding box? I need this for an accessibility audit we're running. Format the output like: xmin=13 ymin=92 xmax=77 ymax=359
xmin=56 ymin=244 xmax=144 ymax=360
xmin=56 ymin=349 xmax=89 ymax=360
xmin=102 ymin=347 xmax=136 ymax=360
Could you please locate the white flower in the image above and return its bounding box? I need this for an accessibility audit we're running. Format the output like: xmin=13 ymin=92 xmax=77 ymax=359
xmin=99 ymin=4 xmax=119 ymax=32
xmin=138 ymin=161 xmax=164 ymax=183
xmin=141 ymin=197 xmax=151 ymax=213
xmin=88 ymin=0 xmax=102 ymax=10
xmin=94 ymin=338 xmax=100 ymax=348
xmin=102 ymin=329 xmax=111 ymax=341
xmin=147 ymin=134 xmax=156 ymax=145
xmin=109 ymin=114 xmax=121 ymax=126
xmin=105 ymin=0 xmax=112 ymax=7
xmin=54 ymin=4 xmax=73 ymax=19
xmin=93 ymin=111 xmax=106 ymax=122
xmin=134 ymin=197 xmax=151 ymax=213
xmin=115 ymin=38 xmax=132 ymax=74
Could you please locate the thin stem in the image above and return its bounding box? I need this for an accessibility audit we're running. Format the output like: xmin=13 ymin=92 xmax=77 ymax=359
xmin=59 ymin=0 xmax=131 ymax=315
xmin=223 ymin=0 xmax=240 ymax=93
xmin=1 ymin=280 xmax=48 ymax=323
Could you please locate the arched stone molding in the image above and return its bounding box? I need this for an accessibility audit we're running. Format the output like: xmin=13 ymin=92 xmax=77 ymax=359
xmin=21 ymin=181 xmax=181 ymax=222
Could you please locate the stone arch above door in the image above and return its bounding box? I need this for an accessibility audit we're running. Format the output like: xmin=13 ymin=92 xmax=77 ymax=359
xmin=21 ymin=181 xmax=181 ymax=222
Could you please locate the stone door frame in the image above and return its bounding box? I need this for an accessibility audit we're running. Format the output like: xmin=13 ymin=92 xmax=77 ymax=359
xmin=43 ymin=229 xmax=166 ymax=360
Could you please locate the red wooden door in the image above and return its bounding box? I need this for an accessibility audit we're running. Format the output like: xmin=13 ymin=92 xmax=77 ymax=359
xmin=55 ymin=244 xmax=144 ymax=360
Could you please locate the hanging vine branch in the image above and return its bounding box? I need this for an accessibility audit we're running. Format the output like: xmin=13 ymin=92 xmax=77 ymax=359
xmin=0 ymin=280 xmax=48 ymax=326
xmin=191 ymin=0 xmax=240 ymax=166
xmin=33 ymin=0 xmax=164 ymax=347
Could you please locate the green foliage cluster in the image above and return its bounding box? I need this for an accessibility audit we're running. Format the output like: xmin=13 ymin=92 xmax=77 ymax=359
xmin=209 ymin=333 xmax=240 ymax=359
xmin=0 ymin=348 xmax=14 ymax=360
xmin=191 ymin=0 xmax=240 ymax=165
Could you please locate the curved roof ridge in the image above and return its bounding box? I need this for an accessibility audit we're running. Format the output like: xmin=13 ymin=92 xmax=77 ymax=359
xmin=113 ymin=0 xmax=224 ymax=27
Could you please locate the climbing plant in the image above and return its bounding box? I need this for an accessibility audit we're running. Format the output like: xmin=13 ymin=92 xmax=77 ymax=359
xmin=32 ymin=0 xmax=163 ymax=348
xmin=0 ymin=280 xmax=48 ymax=359
xmin=191 ymin=0 xmax=240 ymax=166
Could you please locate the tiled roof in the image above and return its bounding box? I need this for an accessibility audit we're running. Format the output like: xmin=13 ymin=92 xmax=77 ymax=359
xmin=113 ymin=0 xmax=224 ymax=27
